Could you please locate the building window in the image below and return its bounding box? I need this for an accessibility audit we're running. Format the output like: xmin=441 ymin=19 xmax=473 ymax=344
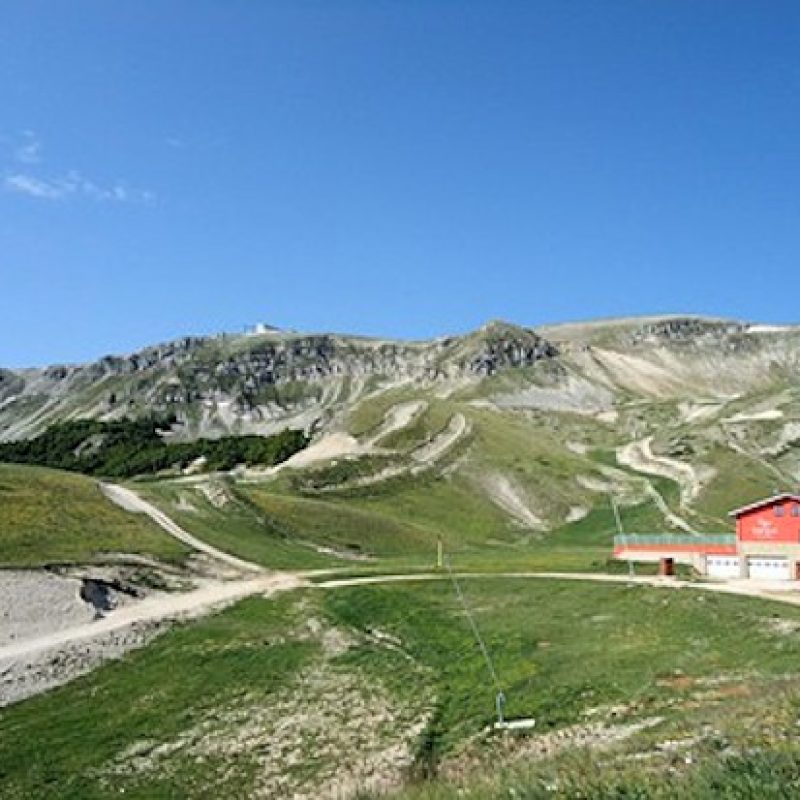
xmin=792 ymin=505 xmax=800 ymax=518
xmin=776 ymin=506 xmax=786 ymax=517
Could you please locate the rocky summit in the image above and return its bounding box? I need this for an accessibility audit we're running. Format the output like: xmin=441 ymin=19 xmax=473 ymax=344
xmin=1 ymin=320 xmax=560 ymax=440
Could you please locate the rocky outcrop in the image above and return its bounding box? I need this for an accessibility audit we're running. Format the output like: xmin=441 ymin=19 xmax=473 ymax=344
xmin=437 ymin=321 xmax=558 ymax=377
xmin=630 ymin=318 xmax=747 ymax=346
xmin=0 ymin=324 xmax=559 ymax=440
xmin=84 ymin=336 xmax=209 ymax=380
xmin=464 ymin=332 xmax=557 ymax=375
xmin=4 ymin=315 xmax=798 ymax=442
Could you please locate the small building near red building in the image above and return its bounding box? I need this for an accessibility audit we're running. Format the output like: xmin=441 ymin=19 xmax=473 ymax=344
xmin=614 ymin=494 xmax=800 ymax=580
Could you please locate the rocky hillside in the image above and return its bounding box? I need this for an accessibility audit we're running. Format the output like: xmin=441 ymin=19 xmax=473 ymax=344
xmin=0 ymin=321 xmax=557 ymax=441
xmin=4 ymin=315 xmax=800 ymax=539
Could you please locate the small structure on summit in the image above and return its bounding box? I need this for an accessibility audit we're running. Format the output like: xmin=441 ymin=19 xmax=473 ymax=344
xmin=244 ymin=322 xmax=280 ymax=336
xmin=614 ymin=494 xmax=800 ymax=581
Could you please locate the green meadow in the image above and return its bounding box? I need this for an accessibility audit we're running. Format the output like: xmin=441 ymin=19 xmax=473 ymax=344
xmin=0 ymin=463 xmax=187 ymax=566
xmin=4 ymin=579 xmax=800 ymax=797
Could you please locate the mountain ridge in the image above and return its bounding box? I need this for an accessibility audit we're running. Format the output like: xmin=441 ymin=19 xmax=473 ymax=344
xmin=3 ymin=311 xmax=800 ymax=575
xmin=2 ymin=314 xmax=800 ymax=444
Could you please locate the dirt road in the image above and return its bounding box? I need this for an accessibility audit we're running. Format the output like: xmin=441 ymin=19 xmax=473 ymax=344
xmin=0 ymin=572 xmax=304 ymax=706
xmin=1 ymin=485 xmax=295 ymax=706
xmin=7 ymin=560 xmax=800 ymax=706
xmin=316 ymin=570 xmax=800 ymax=608
xmin=101 ymin=483 xmax=264 ymax=573
xmin=9 ymin=481 xmax=800 ymax=707
xmin=0 ymin=574 xmax=301 ymax=664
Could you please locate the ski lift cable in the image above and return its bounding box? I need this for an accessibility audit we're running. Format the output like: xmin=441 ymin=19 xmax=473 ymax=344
xmin=444 ymin=557 xmax=537 ymax=730
xmin=611 ymin=494 xmax=635 ymax=576
xmin=444 ymin=557 xmax=502 ymax=691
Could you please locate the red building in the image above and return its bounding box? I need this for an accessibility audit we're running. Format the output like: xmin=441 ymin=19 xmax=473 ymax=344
xmin=614 ymin=494 xmax=800 ymax=580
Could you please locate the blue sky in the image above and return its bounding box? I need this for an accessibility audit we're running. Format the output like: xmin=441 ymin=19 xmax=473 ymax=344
xmin=1 ymin=2 xmax=799 ymax=366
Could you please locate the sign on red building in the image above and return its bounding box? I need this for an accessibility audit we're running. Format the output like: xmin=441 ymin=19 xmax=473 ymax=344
xmin=733 ymin=495 xmax=800 ymax=543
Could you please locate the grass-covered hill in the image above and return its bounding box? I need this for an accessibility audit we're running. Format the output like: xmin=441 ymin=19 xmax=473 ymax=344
xmin=4 ymin=315 xmax=800 ymax=550
xmin=0 ymin=463 xmax=187 ymax=566
xmin=4 ymin=315 xmax=800 ymax=577
xmin=135 ymin=378 xmax=792 ymax=574
xmin=6 ymin=577 xmax=800 ymax=797
xmin=5 ymin=316 xmax=800 ymax=798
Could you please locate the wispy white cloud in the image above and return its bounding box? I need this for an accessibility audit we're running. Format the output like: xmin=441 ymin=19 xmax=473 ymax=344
xmin=4 ymin=169 xmax=155 ymax=204
xmin=2 ymin=131 xmax=155 ymax=205
xmin=5 ymin=173 xmax=66 ymax=199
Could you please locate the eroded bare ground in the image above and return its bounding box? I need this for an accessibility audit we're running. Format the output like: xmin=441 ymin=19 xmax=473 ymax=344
xmin=0 ymin=564 xmax=167 ymax=705
xmin=0 ymin=565 xmax=304 ymax=707
xmin=94 ymin=611 xmax=434 ymax=800
xmin=0 ymin=485 xmax=304 ymax=708
xmin=440 ymin=712 xmax=665 ymax=785
xmin=1 ymin=617 xmax=167 ymax=706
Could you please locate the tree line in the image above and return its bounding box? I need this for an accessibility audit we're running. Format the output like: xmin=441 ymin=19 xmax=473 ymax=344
xmin=0 ymin=415 xmax=309 ymax=478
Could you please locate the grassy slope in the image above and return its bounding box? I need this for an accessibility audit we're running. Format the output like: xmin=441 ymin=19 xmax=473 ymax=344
xmin=299 ymin=403 xmax=693 ymax=568
xmin=146 ymin=475 xmax=624 ymax=574
xmin=326 ymin=579 xmax=800 ymax=754
xmin=697 ymin=445 xmax=782 ymax=521
xmin=0 ymin=594 xmax=319 ymax=799
xmin=135 ymin=396 xmax=695 ymax=573
xmin=345 ymin=385 xmax=424 ymax=437
xmin=0 ymin=589 xmax=430 ymax=799
xmin=245 ymin=474 xmax=633 ymax=572
xmin=6 ymin=339 xmax=800 ymax=797
xmin=341 ymin=384 xmax=747 ymax=545
xmin=133 ymin=381 xmax=781 ymax=577
xmin=136 ymin=480 xmax=335 ymax=570
xmin=6 ymin=580 xmax=800 ymax=797
xmin=0 ymin=463 xmax=187 ymax=566
xmin=375 ymin=401 xmax=454 ymax=451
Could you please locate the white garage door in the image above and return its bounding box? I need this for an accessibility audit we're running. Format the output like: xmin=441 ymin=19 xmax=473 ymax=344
xmin=706 ymin=556 xmax=740 ymax=578
xmin=748 ymin=557 xmax=790 ymax=580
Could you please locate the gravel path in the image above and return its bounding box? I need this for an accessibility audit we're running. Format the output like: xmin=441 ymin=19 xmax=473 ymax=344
xmin=100 ymin=483 xmax=264 ymax=573
xmin=315 ymin=571 xmax=800 ymax=609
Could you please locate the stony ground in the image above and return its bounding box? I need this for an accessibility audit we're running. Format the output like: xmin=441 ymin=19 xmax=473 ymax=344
xmin=0 ymin=570 xmax=97 ymax=646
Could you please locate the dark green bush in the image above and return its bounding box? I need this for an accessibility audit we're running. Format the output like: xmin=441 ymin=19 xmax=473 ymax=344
xmin=0 ymin=415 xmax=308 ymax=478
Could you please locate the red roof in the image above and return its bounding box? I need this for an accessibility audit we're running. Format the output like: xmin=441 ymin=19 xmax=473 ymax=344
xmin=728 ymin=494 xmax=800 ymax=518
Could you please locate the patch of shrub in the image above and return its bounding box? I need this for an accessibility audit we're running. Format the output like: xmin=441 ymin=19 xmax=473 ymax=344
xmin=0 ymin=415 xmax=308 ymax=478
